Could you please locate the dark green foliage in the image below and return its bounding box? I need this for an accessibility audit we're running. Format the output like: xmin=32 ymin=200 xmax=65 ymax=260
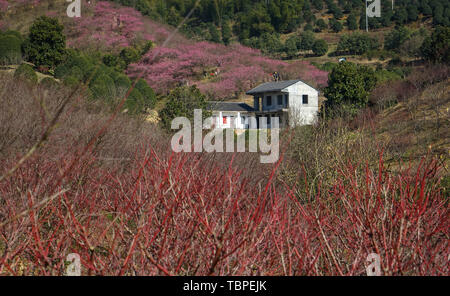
xmin=103 ymin=54 xmax=126 ymax=71
xmin=315 ymin=19 xmax=327 ymax=32
xmin=393 ymin=8 xmax=408 ymax=24
xmin=70 ymin=66 xmax=84 ymax=82
xmin=244 ymin=33 xmax=284 ymax=55
xmin=299 ymin=31 xmax=316 ymax=50
xmin=312 ymin=39 xmax=328 ymax=56
xmin=329 ymin=18 xmax=343 ymax=33
xmin=324 ymin=62 xmax=377 ymax=117
xmin=285 ymin=35 xmax=300 ymax=58
xmin=384 ymin=26 xmax=411 ymax=51
xmin=125 ymin=88 xmax=145 ymax=114
xmin=1 ymin=30 xmax=24 ymax=42
xmin=119 ymin=47 xmax=141 ymax=66
xmin=420 ymin=26 xmax=450 ymax=64
xmin=304 ymin=23 xmax=314 ymax=32
xmin=312 ymin=0 xmax=323 ymax=10
xmin=337 ymin=33 xmax=380 ymax=55
xmin=346 ymin=13 xmax=358 ymax=30
xmin=135 ymin=78 xmax=156 ymax=109
xmin=0 ymin=35 xmax=22 ymax=65
xmin=63 ymin=75 xmax=80 ymax=88
xmin=14 ymin=63 xmax=38 ymax=84
xmin=114 ymin=74 xmax=132 ymax=94
xmin=160 ymin=85 xmax=210 ymax=130
xmin=54 ymin=50 xmax=94 ymax=82
xmin=90 ymin=74 xmax=116 ymax=101
xmin=222 ymin=21 xmax=232 ymax=45
xmin=208 ymin=23 xmax=222 ymax=43
xmin=22 ymin=16 xmax=66 ymax=69
xmin=114 ymin=0 xmax=450 ymax=42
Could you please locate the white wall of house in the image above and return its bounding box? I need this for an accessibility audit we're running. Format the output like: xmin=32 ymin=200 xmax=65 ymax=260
xmin=255 ymin=81 xmax=318 ymax=127
xmin=285 ymin=81 xmax=319 ymax=126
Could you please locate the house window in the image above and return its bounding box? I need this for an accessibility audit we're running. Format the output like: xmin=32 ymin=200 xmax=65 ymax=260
xmin=277 ymin=95 xmax=283 ymax=105
xmin=266 ymin=96 xmax=272 ymax=106
xmin=302 ymin=95 xmax=309 ymax=104
xmin=284 ymin=94 xmax=288 ymax=107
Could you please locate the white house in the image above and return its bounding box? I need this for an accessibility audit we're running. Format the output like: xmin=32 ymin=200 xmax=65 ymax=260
xmin=208 ymin=80 xmax=319 ymax=129
xmin=207 ymin=102 xmax=255 ymax=130
xmin=246 ymin=79 xmax=319 ymax=127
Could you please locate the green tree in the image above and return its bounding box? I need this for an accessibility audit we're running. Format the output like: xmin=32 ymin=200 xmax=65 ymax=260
xmin=114 ymin=74 xmax=132 ymax=97
xmin=125 ymin=88 xmax=145 ymax=114
xmin=208 ymin=23 xmax=222 ymax=43
xmin=329 ymin=18 xmax=343 ymax=33
xmin=222 ymin=21 xmax=232 ymax=45
xmin=119 ymin=47 xmax=141 ymax=66
xmin=315 ymin=19 xmax=327 ymax=32
xmin=167 ymin=6 xmax=182 ymax=27
xmin=384 ymin=26 xmax=411 ymax=51
xmin=135 ymin=78 xmax=156 ymax=109
xmin=420 ymin=26 xmax=450 ymax=64
xmin=346 ymin=14 xmax=358 ymax=30
xmin=393 ymin=8 xmax=408 ymax=24
xmin=22 ymin=16 xmax=66 ymax=69
xmin=299 ymin=31 xmax=316 ymax=50
xmin=0 ymin=35 xmax=22 ymax=65
xmin=324 ymin=62 xmax=377 ymax=117
xmin=312 ymin=39 xmax=328 ymax=56
xmin=312 ymin=0 xmax=323 ymax=10
xmin=90 ymin=74 xmax=116 ymax=102
xmin=337 ymin=33 xmax=380 ymax=55
xmin=160 ymin=85 xmax=210 ymax=130
xmin=285 ymin=35 xmax=300 ymax=58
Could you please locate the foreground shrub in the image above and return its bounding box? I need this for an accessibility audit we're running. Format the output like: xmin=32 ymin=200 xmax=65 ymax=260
xmin=0 ymin=147 xmax=447 ymax=275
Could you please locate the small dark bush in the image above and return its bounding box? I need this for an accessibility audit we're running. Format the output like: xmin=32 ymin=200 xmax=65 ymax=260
xmin=14 ymin=63 xmax=37 ymax=84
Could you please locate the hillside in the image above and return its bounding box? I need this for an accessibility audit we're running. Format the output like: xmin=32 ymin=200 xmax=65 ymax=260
xmin=1 ymin=0 xmax=328 ymax=100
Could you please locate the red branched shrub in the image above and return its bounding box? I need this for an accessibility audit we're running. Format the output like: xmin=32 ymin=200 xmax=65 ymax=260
xmin=0 ymin=147 xmax=447 ymax=275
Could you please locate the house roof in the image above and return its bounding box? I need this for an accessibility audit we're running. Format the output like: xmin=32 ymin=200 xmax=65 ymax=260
xmin=207 ymin=102 xmax=255 ymax=112
xmin=246 ymin=80 xmax=302 ymax=95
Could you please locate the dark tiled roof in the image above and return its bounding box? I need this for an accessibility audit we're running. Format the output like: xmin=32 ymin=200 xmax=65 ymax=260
xmin=246 ymin=80 xmax=302 ymax=95
xmin=207 ymin=102 xmax=255 ymax=112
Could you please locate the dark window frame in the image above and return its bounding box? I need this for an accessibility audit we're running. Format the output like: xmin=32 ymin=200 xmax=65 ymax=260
xmin=277 ymin=95 xmax=283 ymax=106
xmin=302 ymin=94 xmax=309 ymax=105
xmin=266 ymin=96 xmax=272 ymax=106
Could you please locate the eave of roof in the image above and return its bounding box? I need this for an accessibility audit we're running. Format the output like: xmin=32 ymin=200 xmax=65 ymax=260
xmin=207 ymin=102 xmax=255 ymax=112
xmin=246 ymin=80 xmax=302 ymax=95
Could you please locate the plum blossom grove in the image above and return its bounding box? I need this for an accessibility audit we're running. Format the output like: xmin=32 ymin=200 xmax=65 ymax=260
xmin=127 ymin=42 xmax=328 ymax=98
xmin=14 ymin=1 xmax=328 ymax=98
xmin=63 ymin=1 xmax=327 ymax=98
xmin=0 ymin=0 xmax=8 ymax=12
